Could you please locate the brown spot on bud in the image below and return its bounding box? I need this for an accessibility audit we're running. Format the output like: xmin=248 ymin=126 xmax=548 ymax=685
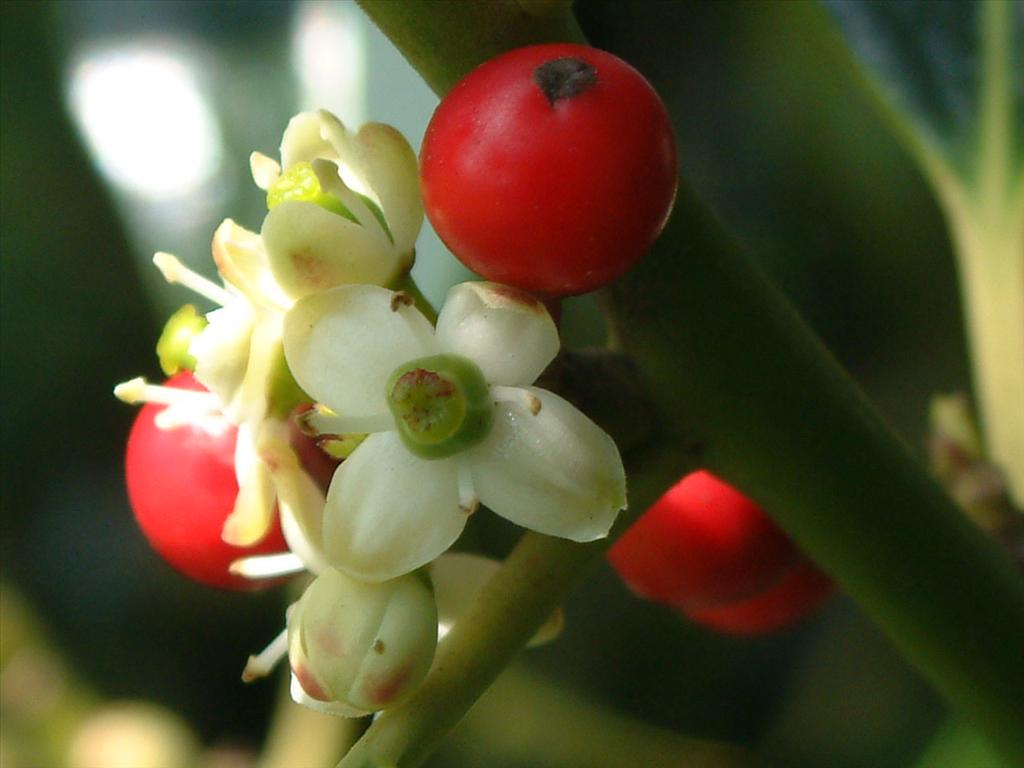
xmin=390 ymin=291 xmax=414 ymax=311
xmin=373 ymin=639 xmax=385 ymax=654
xmin=525 ymin=393 xmax=542 ymax=415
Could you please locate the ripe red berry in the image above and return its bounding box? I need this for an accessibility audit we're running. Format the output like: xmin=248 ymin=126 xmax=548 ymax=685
xmin=125 ymin=372 xmax=289 ymax=590
xmin=609 ymin=471 xmax=801 ymax=609
xmin=609 ymin=471 xmax=835 ymax=634
xmin=420 ymin=43 xmax=677 ymax=297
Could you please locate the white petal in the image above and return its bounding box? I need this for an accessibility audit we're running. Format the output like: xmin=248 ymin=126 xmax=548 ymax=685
xmin=435 ymin=283 xmax=559 ymax=386
xmin=429 ymin=553 xmax=563 ymax=647
xmin=280 ymin=111 xmax=338 ymax=170
xmin=322 ymin=432 xmax=466 ymax=581
xmin=223 ymin=422 xmax=277 ymax=546
xmin=256 ymin=420 xmax=329 ymax=575
xmin=290 ymin=673 xmax=368 ymax=718
xmin=249 ymin=151 xmax=281 ymax=191
xmin=346 ymin=574 xmax=437 ymax=711
xmin=211 ymin=219 xmax=291 ymax=312
xmin=283 ymin=285 xmax=436 ymax=418
xmin=312 ymin=159 xmax=394 ymax=247
xmin=467 ymin=388 xmax=625 ymax=542
xmin=190 ymin=302 xmax=254 ymax=413
xmin=235 ymin=315 xmax=283 ymax=424
xmin=261 ymin=201 xmax=402 ymax=300
xmin=352 ymin=122 xmax=423 ymax=257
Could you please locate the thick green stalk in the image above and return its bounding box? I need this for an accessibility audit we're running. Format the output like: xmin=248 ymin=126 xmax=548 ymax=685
xmin=605 ymin=178 xmax=1024 ymax=765
xmin=352 ymin=1 xmax=1024 ymax=764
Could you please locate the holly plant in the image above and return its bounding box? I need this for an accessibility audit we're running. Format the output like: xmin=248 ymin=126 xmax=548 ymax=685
xmin=101 ymin=2 xmax=1023 ymax=767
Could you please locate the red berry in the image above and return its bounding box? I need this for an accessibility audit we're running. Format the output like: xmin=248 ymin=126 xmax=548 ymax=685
xmin=420 ymin=43 xmax=677 ymax=297
xmin=125 ymin=372 xmax=289 ymax=590
xmin=683 ymin=561 xmax=835 ymax=636
xmin=288 ymin=405 xmax=341 ymax=493
xmin=609 ymin=471 xmax=801 ymax=609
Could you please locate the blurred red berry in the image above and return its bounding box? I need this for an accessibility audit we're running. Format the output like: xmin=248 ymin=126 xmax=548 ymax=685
xmin=125 ymin=372 xmax=289 ymax=590
xmin=609 ymin=470 xmax=834 ymax=634
xmin=683 ymin=560 xmax=835 ymax=636
xmin=609 ymin=471 xmax=801 ymax=609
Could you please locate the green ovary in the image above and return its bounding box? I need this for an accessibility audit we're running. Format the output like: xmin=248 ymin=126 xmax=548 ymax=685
xmin=386 ymin=355 xmax=493 ymax=460
xmin=267 ymin=162 xmax=356 ymax=222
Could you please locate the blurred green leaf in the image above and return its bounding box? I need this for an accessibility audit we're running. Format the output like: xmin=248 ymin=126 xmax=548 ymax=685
xmin=822 ymin=0 xmax=1022 ymax=186
xmin=822 ymin=0 xmax=979 ymax=176
xmin=824 ymin=0 xmax=1024 ymax=506
xmin=914 ymin=719 xmax=1009 ymax=768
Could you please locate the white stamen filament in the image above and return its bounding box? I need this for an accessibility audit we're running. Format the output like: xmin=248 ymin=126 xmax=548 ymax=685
xmin=301 ymin=407 xmax=393 ymax=436
xmin=457 ymin=459 xmax=479 ymax=515
xmin=153 ymin=407 xmax=229 ymax=433
xmin=241 ymin=627 xmax=289 ymax=683
xmin=490 ymin=386 xmax=542 ymax=415
xmin=389 ymin=297 xmax=436 ymax=348
xmin=153 ymin=251 xmax=236 ymax=307
xmin=113 ymin=377 xmax=221 ymax=408
xmin=229 ymin=552 xmax=306 ymax=579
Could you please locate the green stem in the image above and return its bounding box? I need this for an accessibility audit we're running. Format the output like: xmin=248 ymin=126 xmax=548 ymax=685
xmin=338 ymin=445 xmax=696 ymax=768
xmin=605 ymin=178 xmax=1024 ymax=764
xmin=259 ymin=671 xmax=359 ymax=768
xmin=351 ymin=1 xmax=1024 ymax=764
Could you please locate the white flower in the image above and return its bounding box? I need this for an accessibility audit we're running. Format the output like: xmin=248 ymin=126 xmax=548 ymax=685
xmin=250 ymin=110 xmax=422 ymax=301
xmin=283 ymin=281 xmax=627 ymax=582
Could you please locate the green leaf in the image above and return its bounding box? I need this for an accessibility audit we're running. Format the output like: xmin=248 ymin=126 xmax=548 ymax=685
xmin=822 ymin=0 xmax=1023 ymax=186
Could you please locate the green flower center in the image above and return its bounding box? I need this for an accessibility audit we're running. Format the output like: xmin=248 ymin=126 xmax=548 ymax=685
xmin=386 ymin=354 xmax=493 ymax=459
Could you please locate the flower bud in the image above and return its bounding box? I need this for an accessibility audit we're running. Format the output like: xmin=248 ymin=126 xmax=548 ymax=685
xmin=287 ymin=567 xmax=436 ymax=716
xmin=156 ymin=305 xmax=207 ymax=376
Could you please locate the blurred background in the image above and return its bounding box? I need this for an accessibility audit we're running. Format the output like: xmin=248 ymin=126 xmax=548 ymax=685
xmin=1 ymin=1 xmax=985 ymax=766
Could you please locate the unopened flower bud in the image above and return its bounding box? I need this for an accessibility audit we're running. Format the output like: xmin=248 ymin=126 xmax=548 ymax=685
xmin=287 ymin=567 xmax=436 ymax=716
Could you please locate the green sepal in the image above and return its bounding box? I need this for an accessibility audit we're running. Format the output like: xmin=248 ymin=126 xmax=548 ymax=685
xmin=267 ymin=343 xmax=312 ymax=419
xmin=357 ymin=192 xmax=394 ymax=244
xmin=319 ymin=433 xmax=368 ymax=460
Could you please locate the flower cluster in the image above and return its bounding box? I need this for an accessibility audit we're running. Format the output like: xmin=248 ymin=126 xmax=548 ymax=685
xmin=116 ymin=109 xmax=626 ymax=716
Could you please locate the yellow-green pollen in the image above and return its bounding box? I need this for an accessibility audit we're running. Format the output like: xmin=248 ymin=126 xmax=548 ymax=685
xmin=267 ymin=161 xmax=355 ymax=221
xmin=266 ymin=162 xmax=394 ymax=243
xmin=386 ymin=354 xmax=493 ymax=460
xmin=156 ymin=304 xmax=207 ymax=375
